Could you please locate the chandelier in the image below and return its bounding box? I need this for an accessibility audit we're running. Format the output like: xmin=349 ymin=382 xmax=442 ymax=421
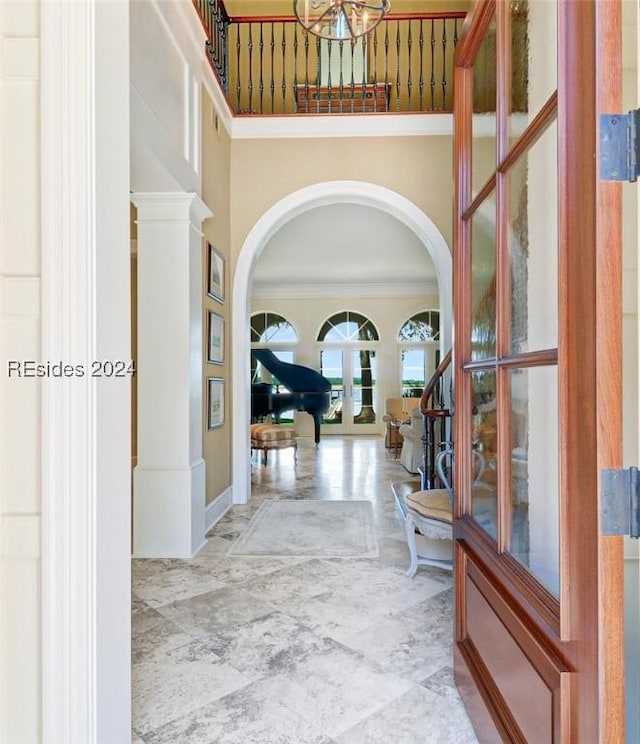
xmin=293 ymin=0 xmax=391 ymax=41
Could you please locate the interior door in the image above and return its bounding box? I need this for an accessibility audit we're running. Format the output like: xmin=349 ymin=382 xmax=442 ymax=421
xmin=319 ymin=347 xmax=378 ymax=433
xmin=452 ymin=1 xmax=624 ymax=741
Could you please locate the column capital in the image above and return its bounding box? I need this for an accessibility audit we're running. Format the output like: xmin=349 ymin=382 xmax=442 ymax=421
xmin=131 ymin=192 xmax=212 ymax=225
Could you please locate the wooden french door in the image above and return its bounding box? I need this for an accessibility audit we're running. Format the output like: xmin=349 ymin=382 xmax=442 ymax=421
xmin=452 ymin=1 xmax=624 ymax=742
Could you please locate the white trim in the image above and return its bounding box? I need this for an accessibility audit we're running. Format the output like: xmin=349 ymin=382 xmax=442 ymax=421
xmin=206 ymin=487 xmax=233 ymax=533
xmin=232 ymin=180 xmax=452 ymax=504
xmin=41 ymin=2 xmax=131 ymax=742
xmin=251 ymin=279 xmax=439 ymax=299
xmin=229 ymin=112 xmax=454 ymax=140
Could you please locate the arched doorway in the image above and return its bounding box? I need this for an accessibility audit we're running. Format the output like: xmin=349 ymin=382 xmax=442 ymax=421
xmin=232 ymin=180 xmax=452 ymax=504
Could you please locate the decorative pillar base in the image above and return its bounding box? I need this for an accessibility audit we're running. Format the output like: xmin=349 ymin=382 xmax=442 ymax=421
xmin=132 ymin=459 xmax=206 ymax=558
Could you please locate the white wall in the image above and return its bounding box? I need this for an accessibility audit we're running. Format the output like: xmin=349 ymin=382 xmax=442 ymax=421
xmin=0 ymin=3 xmax=42 ymax=740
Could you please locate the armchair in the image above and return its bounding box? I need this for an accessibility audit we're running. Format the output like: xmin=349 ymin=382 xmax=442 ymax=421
xmin=382 ymin=397 xmax=420 ymax=452
xmin=398 ymin=406 xmax=425 ymax=474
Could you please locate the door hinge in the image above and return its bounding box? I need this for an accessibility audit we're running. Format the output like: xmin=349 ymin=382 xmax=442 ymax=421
xmin=601 ymin=467 xmax=640 ymax=538
xmin=600 ymin=110 xmax=640 ymax=182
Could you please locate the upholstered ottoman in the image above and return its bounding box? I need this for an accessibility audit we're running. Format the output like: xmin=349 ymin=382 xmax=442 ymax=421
xmin=250 ymin=424 xmax=297 ymax=465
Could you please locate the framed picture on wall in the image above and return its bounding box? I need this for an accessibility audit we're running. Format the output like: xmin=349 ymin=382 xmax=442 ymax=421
xmin=207 ymin=377 xmax=224 ymax=429
xmin=207 ymin=311 xmax=224 ymax=364
xmin=207 ymin=242 xmax=224 ymax=302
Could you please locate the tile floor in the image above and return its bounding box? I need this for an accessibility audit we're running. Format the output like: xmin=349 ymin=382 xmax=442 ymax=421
xmin=132 ymin=436 xmax=479 ymax=743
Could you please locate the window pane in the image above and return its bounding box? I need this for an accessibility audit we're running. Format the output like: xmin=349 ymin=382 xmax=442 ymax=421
xmin=509 ymin=366 xmax=559 ymax=596
xmin=320 ymin=349 xmax=343 ymax=424
xmin=508 ymin=120 xmax=558 ymax=354
xmin=250 ymin=312 xmax=297 ymax=343
xmin=353 ymin=350 xmax=377 ymax=424
xmin=472 ymin=16 xmax=497 ymax=191
xmin=402 ymin=348 xmax=426 ymax=396
xmin=398 ymin=311 xmax=440 ymax=341
xmin=318 ymin=311 xmax=379 ymax=342
xmin=509 ymin=0 xmax=557 ymax=150
xmin=471 ymin=192 xmax=497 ymax=361
xmin=471 ymin=369 xmax=498 ymax=539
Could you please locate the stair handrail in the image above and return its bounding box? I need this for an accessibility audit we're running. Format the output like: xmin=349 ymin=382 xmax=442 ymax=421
xmin=418 ymin=348 xmax=452 ymax=490
xmin=420 ymin=348 xmax=452 ymax=415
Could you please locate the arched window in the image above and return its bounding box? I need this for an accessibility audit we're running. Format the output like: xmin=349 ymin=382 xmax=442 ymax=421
xmin=398 ymin=310 xmax=440 ymax=397
xmin=250 ymin=314 xmax=298 ymax=420
xmin=317 ymin=311 xmax=379 ymax=342
xmin=398 ymin=310 xmax=440 ymax=342
xmin=250 ymin=312 xmax=297 ymax=344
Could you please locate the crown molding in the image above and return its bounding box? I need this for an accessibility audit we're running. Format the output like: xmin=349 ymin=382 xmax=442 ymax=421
xmin=251 ymin=279 xmax=439 ymax=299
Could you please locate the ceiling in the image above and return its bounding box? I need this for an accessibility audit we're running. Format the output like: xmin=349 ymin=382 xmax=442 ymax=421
xmin=252 ymin=203 xmax=437 ymax=290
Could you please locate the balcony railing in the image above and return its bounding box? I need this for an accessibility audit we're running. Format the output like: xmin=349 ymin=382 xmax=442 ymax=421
xmin=193 ymin=0 xmax=466 ymax=116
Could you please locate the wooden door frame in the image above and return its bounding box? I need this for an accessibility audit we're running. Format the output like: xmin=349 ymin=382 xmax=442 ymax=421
xmin=452 ymin=1 xmax=624 ymax=741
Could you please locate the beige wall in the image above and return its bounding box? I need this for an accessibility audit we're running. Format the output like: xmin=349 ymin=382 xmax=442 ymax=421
xmin=202 ymin=90 xmax=233 ymax=505
xmin=229 ymin=134 xmax=455 ymax=259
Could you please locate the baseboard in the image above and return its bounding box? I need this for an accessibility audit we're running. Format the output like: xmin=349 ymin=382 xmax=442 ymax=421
xmin=206 ymin=486 xmax=233 ymax=534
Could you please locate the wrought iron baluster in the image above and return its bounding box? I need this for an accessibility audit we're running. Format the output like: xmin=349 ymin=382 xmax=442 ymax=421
xmin=259 ymin=23 xmax=264 ymax=114
xmin=247 ymin=24 xmax=254 ymax=113
xmin=327 ymin=39 xmax=333 ymax=113
xmin=303 ymin=32 xmax=310 ymax=113
xmin=418 ymin=20 xmax=424 ymax=112
xmin=220 ymin=1 xmax=230 ymax=93
xmin=338 ymin=40 xmax=345 ymax=114
xmin=235 ymin=24 xmax=241 ymax=111
xmin=281 ymin=22 xmax=287 ymax=113
xmin=270 ymin=22 xmax=276 ymax=113
xmin=384 ymin=22 xmax=390 ymax=107
xmin=293 ymin=23 xmax=299 ymax=114
xmin=394 ymin=21 xmax=401 ymax=111
xmin=430 ymin=18 xmax=435 ymax=110
xmin=441 ymin=20 xmax=447 ymax=107
xmin=407 ymin=21 xmax=413 ymax=110
xmin=315 ymin=37 xmax=321 ymax=113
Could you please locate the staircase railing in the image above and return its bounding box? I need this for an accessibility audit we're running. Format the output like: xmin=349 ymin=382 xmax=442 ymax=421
xmin=192 ymin=0 xmax=465 ymax=115
xmin=419 ymin=349 xmax=452 ymax=490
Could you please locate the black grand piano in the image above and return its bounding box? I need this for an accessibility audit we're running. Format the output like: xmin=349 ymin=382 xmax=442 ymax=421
xmin=251 ymin=349 xmax=331 ymax=444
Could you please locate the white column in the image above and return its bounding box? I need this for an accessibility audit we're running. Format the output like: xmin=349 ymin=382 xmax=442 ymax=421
xmin=132 ymin=193 xmax=211 ymax=557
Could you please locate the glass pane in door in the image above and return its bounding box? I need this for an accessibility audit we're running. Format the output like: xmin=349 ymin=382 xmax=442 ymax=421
xmin=508 ymin=120 xmax=558 ymax=354
xmin=352 ymin=349 xmax=377 ymax=425
xmin=320 ymin=349 xmax=343 ymax=425
xmin=509 ymin=0 xmax=558 ymax=149
xmin=471 ymin=191 xmax=497 ymax=361
xmin=509 ymin=365 xmax=559 ymax=595
xmin=472 ymin=15 xmax=497 ymax=191
xmin=401 ymin=348 xmax=427 ymax=398
xmin=471 ymin=369 xmax=498 ymax=539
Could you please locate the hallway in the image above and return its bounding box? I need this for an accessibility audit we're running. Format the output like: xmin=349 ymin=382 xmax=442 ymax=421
xmin=131 ymin=437 xmax=478 ymax=743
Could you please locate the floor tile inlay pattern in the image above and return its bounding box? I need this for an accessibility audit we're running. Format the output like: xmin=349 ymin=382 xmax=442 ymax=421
xmin=132 ymin=436 xmax=479 ymax=743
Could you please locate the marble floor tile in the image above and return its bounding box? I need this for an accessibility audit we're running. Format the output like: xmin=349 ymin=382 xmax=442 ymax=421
xmin=334 ymin=590 xmax=454 ymax=682
xmin=206 ymin=610 xmax=336 ymax=679
xmin=132 ymin=436 xmax=478 ymax=744
xmin=133 ymin=638 xmax=251 ymax=736
xmin=132 ymin=607 xmax=194 ymax=665
xmin=142 ymin=681 xmax=338 ymax=744
xmin=132 ymin=559 xmax=227 ymax=609
xmin=421 ymin=665 xmax=459 ymax=699
xmin=156 ymin=585 xmax=277 ymax=638
xmin=255 ymin=644 xmax=413 ymax=738
xmin=335 ymin=684 xmax=478 ymax=744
